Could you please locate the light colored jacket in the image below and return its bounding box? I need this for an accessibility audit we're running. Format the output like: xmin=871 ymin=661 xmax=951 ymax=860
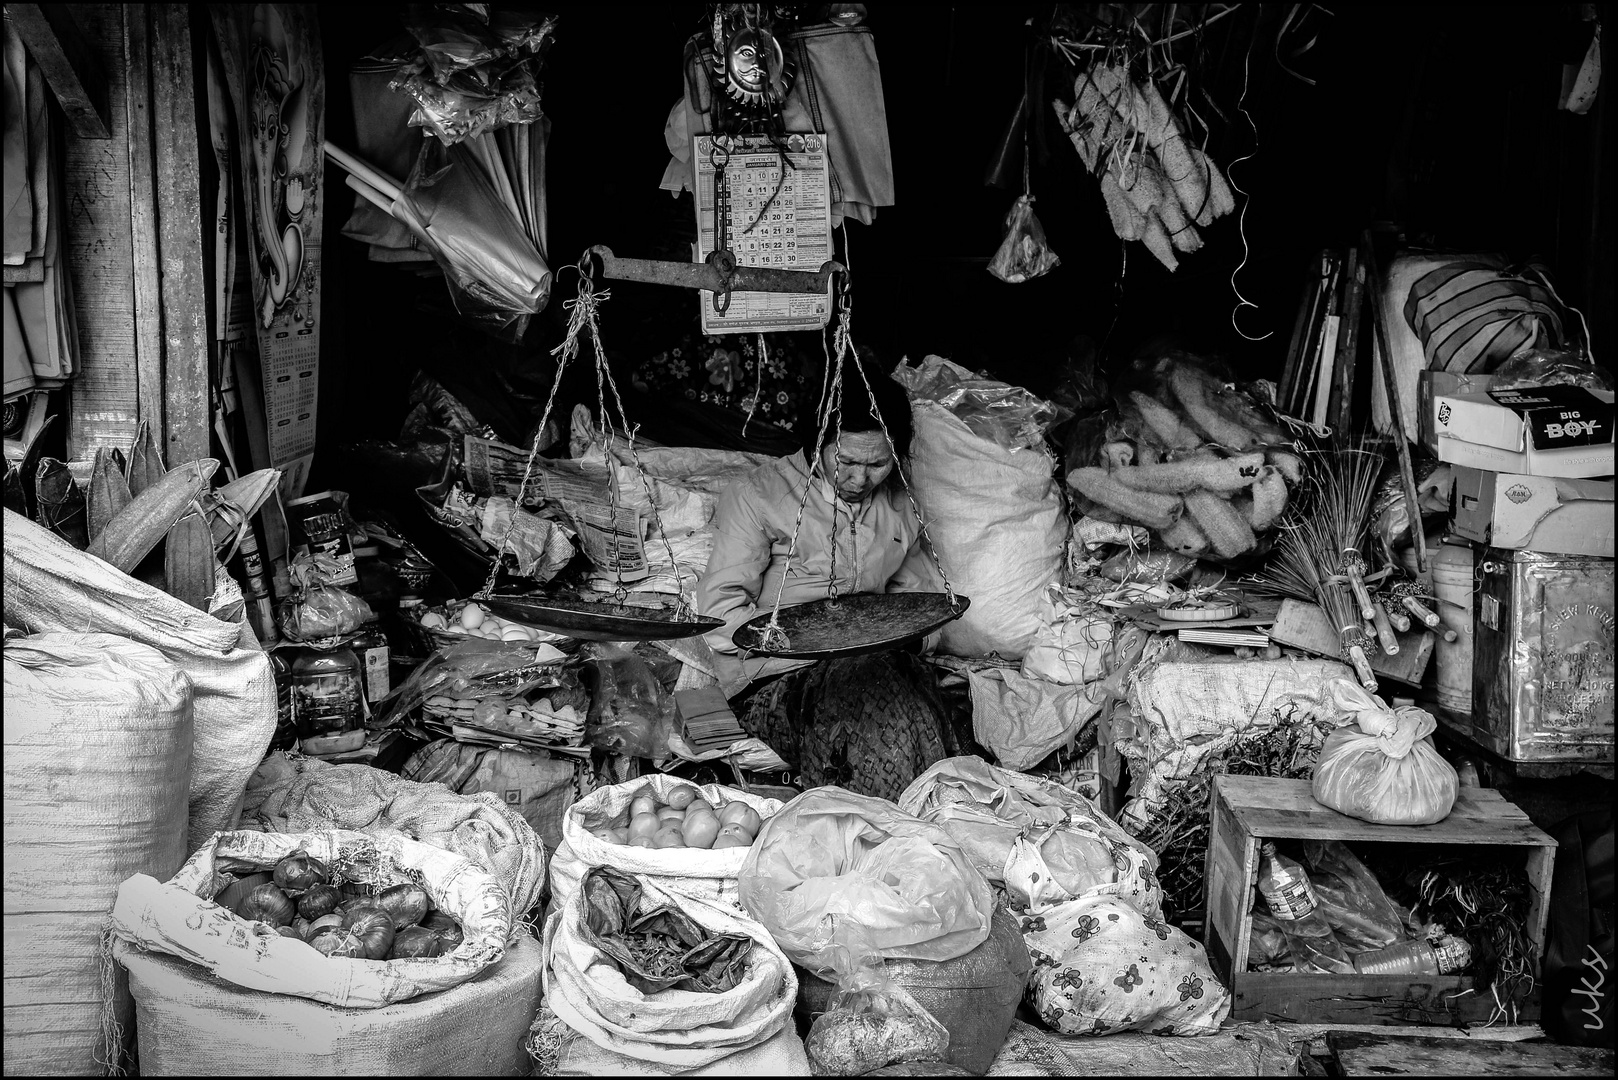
xmin=695 ymin=451 xmax=940 ymax=695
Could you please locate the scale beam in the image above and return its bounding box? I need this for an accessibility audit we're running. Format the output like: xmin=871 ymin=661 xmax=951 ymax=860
xmin=588 ymin=245 xmax=843 ymax=296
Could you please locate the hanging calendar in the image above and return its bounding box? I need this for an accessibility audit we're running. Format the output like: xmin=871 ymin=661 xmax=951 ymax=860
xmin=693 ymin=132 xmax=833 ymax=335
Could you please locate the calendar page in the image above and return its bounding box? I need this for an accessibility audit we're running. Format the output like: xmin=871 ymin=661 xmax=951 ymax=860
xmin=693 ymin=133 xmax=833 ymax=335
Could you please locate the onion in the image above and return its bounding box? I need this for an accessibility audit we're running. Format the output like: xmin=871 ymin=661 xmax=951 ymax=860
xmin=307 ymin=914 xmax=344 ymax=938
xmin=276 ymin=924 xmax=302 ymax=938
xmin=272 ymin=849 xmax=329 ymax=896
xmin=291 ymin=917 xmax=312 ymax=939
xmin=346 ymin=910 xmax=396 ymax=960
xmin=377 ymin=884 xmax=430 ymax=931
xmin=297 ymin=884 xmax=342 ymax=921
xmin=420 ymin=910 xmax=463 ymax=950
xmin=310 ymin=927 xmax=364 ymax=958
xmin=339 ymin=898 xmax=387 ymax=926
xmin=387 ymin=926 xmax=445 ymax=960
xmin=236 ymin=883 xmax=295 ymax=927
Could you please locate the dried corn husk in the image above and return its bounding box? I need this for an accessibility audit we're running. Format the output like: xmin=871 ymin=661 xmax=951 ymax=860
xmin=87 ymin=447 xmax=134 ymax=543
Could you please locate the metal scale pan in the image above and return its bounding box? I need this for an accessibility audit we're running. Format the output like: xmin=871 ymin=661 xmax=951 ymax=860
xmin=482 ymin=594 xmax=723 ymax=642
xmin=733 ymin=592 xmax=971 ymax=660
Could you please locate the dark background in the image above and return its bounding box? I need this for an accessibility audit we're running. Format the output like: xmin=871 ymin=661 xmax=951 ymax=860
xmin=308 ymin=4 xmax=1613 ymax=479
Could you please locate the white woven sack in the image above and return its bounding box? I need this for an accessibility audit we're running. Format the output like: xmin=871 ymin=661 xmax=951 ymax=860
xmin=548 ymin=775 xmax=784 ymax=911
xmin=1118 ymin=653 xmax=1350 ymax=827
xmin=114 ymin=931 xmax=543 ymax=1076
xmin=1020 ymin=583 xmax=1117 ymax=685
xmin=542 ymin=875 xmax=796 ymax=1070
xmin=110 ymin=829 xmax=509 ymax=1008
xmin=906 ymin=399 xmax=1064 ymax=660
xmin=243 ymin=752 xmax=548 ymax=921
xmin=3 ymin=633 xmax=194 ymax=1077
xmin=3 ymin=510 xmax=275 ymax=850
xmin=548 ymin=1015 xmax=810 ymax=1077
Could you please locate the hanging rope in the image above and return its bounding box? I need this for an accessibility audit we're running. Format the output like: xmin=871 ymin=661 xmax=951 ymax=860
xmin=477 ymin=257 xmax=693 ymax=617
xmin=477 ymin=265 xmax=588 ymax=598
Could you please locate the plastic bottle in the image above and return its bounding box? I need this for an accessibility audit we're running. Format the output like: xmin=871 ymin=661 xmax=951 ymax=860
xmin=1257 ymin=842 xmax=1354 ymax=973
xmin=1351 ymin=936 xmax=1472 ymax=976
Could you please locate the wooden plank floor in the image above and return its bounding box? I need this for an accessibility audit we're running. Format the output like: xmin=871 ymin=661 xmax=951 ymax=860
xmin=1326 ymin=1031 xmax=1614 ymax=1077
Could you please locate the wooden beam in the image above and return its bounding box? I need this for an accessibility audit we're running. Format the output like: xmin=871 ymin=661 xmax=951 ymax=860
xmin=6 ymin=3 xmax=111 ymax=138
xmin=149 ymin=4 xmax=210 ymax=466
xmin=61 ymin=3 xmax=139 ymax=460
xmin=122 ymin=5 xmax=164 ymax=449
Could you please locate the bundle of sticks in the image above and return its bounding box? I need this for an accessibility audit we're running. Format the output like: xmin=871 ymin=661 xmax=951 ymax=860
xmin=1243 ymin=444 xmax=1441 ymax=692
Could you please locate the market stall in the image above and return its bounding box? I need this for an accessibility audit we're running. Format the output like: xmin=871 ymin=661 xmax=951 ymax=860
xmin=3 ymin=3 xmax=1615 ymax=1078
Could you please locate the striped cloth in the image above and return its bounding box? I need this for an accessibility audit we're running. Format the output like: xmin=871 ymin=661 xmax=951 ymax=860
xmin=1402 ymin=256 xmax=1566 ymax=373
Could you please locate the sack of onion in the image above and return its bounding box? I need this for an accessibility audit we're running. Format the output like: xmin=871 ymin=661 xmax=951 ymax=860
xmin=548 ymin=775 xmax=786 ymax=912
xmin=108 ymin=828 xmax=509 ymax=1008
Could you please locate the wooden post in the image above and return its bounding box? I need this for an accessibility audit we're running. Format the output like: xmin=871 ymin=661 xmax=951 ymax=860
xmin=1360 ymin=231 xmax=1429 ymax=574
xmin=6 ymin=4 xmax=111 ymax=138
xmin=1329 ymin=248 xmax=1364 ymax=436
xmin=122 ymin=5 xmax=165 ymax=451
xmin=149 ymin=4 xmax=211 ymax=467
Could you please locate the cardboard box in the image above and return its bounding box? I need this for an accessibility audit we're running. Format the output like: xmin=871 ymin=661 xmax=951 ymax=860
xmin=1452 ymin=467 xmax=1616 ymax=557
xmin=1436 ymin=434 xmax=1616 ymax=478
xmin=1418 ymin=371 xmax=1495 ymax=453
xmin=1432 ymin=386 xmax=1615 ymax=478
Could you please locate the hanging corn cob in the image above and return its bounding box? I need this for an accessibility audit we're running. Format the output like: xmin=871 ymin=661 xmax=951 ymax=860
xmin=1052 ymin=61 xmax=1238 ymax=272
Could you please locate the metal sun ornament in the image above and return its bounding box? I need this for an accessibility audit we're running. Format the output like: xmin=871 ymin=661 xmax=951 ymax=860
xmin=708 ymin=8 xmax=794 ymax=119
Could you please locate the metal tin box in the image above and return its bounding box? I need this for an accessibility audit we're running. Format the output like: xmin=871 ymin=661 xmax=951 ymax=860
xmin=1471 ymin=547 xmax=1614 ymax=762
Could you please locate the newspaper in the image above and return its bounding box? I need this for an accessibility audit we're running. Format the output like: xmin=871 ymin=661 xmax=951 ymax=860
xmin=464 ymin=438 xmax=648 ymax=580
xmin=693 ymin=132 xmax=832 ymax=334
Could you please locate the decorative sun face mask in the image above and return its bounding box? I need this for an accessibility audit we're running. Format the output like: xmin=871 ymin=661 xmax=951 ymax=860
xmin=727 ymin=28 xmax=772 ymax=94
xmin=704 ymin=10 xmax=794 ymax=122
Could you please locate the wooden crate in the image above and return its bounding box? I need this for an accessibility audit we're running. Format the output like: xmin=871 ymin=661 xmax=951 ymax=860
xmin=1204 ymin=775 xmax=1556 ymax=1025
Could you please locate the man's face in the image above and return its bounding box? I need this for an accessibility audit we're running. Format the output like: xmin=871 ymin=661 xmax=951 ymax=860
xmin=819 ymin=430 xmax=894 ymax=503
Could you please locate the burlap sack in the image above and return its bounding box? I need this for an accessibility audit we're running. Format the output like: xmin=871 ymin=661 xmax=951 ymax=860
xmin=242 ymin=752 xmax=548 ymax=921
xmin=110 ymin=829 xmax=508 ymax=1008
xmin=547 ymin=775 xmax=783 ymax=912
xmin=541 ymin=873 xmax=797 ymax=1070
xmin=116 ymin=932 xmax=543 ymax=1076
xmin=3 ymin=633 xmax=194 ymax=1076
xmin=3 ymin=510 xmax=275 ymax=850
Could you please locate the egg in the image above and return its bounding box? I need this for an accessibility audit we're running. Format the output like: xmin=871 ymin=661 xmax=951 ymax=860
xmin=501 ymin=628 xmax=529 ymax=642
xmin=460 ymin=603 xmax=485 ymax=630
xmin=420 ymin=612 xmax=447 ymax=630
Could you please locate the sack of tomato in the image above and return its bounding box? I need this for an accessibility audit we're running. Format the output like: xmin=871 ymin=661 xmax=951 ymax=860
xmin=547 ymin=775 xmax=787 ymax=912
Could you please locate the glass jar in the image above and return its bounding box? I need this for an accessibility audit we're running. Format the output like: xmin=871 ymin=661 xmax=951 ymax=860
xmin=290 ymin=646 xmax=365 ymax=754
xmin=268 ymin=649 xmax=299 ymax=751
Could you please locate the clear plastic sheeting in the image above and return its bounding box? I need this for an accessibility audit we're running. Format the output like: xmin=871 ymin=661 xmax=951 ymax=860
xmin=892 ymin=355 xmax=1067 ymax=453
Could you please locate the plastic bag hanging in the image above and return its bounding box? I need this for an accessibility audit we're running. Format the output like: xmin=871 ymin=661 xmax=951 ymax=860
xmin=987 ymin=194 xmax=1061 ymax=283
xmin=392 ymin=139 xmax=552 ymax=340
